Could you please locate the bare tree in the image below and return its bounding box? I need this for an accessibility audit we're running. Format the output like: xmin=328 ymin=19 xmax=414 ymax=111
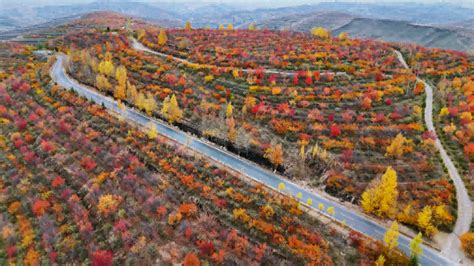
xmin=235 ymin=127 xmax=251 ymax=155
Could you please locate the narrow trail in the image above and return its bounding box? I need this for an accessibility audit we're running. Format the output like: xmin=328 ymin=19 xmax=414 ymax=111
xmin=131 ymin=38 xmax=349 ymax=77
xmin=395 ymin=50 xmax=472 ymax=263
xmin=51 ymin=53 xmax=453 ymax=265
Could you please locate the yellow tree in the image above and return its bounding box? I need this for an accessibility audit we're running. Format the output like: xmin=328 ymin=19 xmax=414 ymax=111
xmin=162 ymin=94 xmax=183 ymax=123
xmin=299 ymin=145 xmax=305 ymax=160
xmin=96 ymin=74 xmax=111 ymax=91
xmin=227 ymin=23 xmax=234 ymax=30
xmin=147 ymin=121 xmax=158 ymax=139
xmin=248 ymin=22 xmax=256 ymax=30
xmin=226 ymin=102 xmax=233 ymax=118
xmin=225 ymin=102 xmax=236 ymax=142
xmin=232 ymin=69 xmax=240 ymax=78
xmin=161 ymin=95 xmax=169 ymax=118
xmin=98 ymin=59 xmax=114 ymax=76
xmin=158 ymin=29 xmax=168 ymax=46
xmin=397 ymin=204 xmax=416 ymax=224
xmin=143 ymin=94 xmax=157 ymax=115
xmin=135 ymin=92 xmax=146 ymax=110
xmin=361 ymin=166 xmax=398 ymax=218
xmin=113 ymin=66 xmax=127 ymax=100
xmin=218 ymin=24 xmax=225 ymax=30
xmin=185 ymin=21 xmax=192 ymax=30
xmin=114 ymin=84 xmax=126 ymax=100
xmin=278 ymin=182 xmax=285 ymax=191
xmin=410 ymin=232 xmax=423 ymax=264
xmin=384 ymin=221 xmax=399 ymax=252
xmin=375 ymin=255 xmax=385 ymax=266
xmin=385 ymin=133 xmax=413 ymax=158
xmin=327 ymin=206 xmax=335 ymax=216
xmin=433 ymin=205 xmax=454 ymax=226
xmin=115 ymin=65 xmax=127 ymax=86
xmin=318 ymin=203 xmax=324 ymax=211
xmin=417 ymin=206 xmax=437 ymax=237
xmin=338 ymin=32 xmax=349 ymax=40
xmin=137 ymin=29 xmax=146 ymax=40
xmin=312 ymin=144 xmax=328 ymax=161
xmin=311 ymin=27 xmax=330 ymax=39
xmin=168 ymin=94 xmax=183 ymax=123
xmin=264 ymin=143 xmax=284 ymax=168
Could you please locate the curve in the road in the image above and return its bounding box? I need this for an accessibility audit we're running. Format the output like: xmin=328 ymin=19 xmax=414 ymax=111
xmin=51 ymin=54 xmax=453 ymax=265
xmin=131 ymin=38 xmax=348 ymax=78
xmin=395 ymin=50 xmax=472 ymax=263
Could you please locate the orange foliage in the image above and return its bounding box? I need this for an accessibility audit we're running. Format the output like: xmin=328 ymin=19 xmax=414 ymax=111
xmin=183 ymin=252 xmax=200 ymax=266
xmin=460 ymin=233 xmax=474 ymax=258
xmin=464 ymin=143 xmax=474 ymax=157
xmin=414 ymin=82 xmax=425 ymax=95
xmin=178 ymin=203 xmax=198 ymax=217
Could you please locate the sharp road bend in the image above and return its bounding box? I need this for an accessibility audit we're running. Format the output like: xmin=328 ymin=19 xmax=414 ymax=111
xmin=51 ymin=53 xmax=454 ymax=265
xmin=396 ymin=50 xmax=472 ymax=263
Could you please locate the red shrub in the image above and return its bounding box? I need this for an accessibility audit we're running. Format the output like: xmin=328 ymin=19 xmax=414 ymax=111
xmin=330 ymin=124 xmax=341 ymax=137
xmin=32 ymin=199 xmax=50 ymax=216
xmin=81 ymin=157 xmax=97 ymax=171
xmin=197 ymin=240 xmax=215 ymax=256
xmin=92 ymin=250 xmax=113 ymax=266
xmin=52 ymin=176 xmax=65 ymax=188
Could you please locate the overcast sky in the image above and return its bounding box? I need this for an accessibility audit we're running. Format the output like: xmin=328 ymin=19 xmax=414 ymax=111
xmin=1 ymin=0 xmax=473 ymax=9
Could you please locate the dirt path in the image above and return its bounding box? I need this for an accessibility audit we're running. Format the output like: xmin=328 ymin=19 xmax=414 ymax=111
xmin=131 ymin=37 xmax=349 ymax=77
xmin=395 ymin=50 xmax=472 ymax=264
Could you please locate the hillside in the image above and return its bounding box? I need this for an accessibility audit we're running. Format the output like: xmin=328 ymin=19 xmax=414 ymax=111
xmin=0 ymin=13 xmax=417 ymax=265
xmin=333 ymin=18 xmax=474 ymax=53
xmin=1 ymin=9 xmax=474 ymax=264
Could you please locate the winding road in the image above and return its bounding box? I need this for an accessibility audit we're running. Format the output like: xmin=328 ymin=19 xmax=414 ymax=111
xmin=51 ymin=53 xmax=453 ymax=265
xmin=131 ymin=38 xmax=349 ymax=78
xmin=395 ymin=50 xmax=472 ymax=263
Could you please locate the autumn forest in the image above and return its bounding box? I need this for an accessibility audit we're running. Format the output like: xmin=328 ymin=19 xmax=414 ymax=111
xmin=0 ymin=10 xmax=473 ymax=266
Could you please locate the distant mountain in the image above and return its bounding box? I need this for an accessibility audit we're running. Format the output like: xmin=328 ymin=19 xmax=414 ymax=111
xmin=192 ymin=4 xmax=322 ymax=28
xmin=249 ymin=11 xmax=354 ymax=31
xmin=442 ymin=19 xmax=474 ymax=30
xmin=189 ymin=2 xmax=474 ymax=29
xmin=1 ymin=1 xmax=473 ymax=53
xmin=0 ymin=15 xmax=80 ymax=41
xmin=0 ymin=1 xmax=181 ymax=32
xmin=309 ymin=2 xmax=474 ymax=25
xmin=333 ymin=18 xmax=474 ymax=53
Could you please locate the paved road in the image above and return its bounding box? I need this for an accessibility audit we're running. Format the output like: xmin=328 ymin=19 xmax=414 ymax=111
xmin=131 ymin=38 xmax=349 ymax=78
xmin=51 ymin=54 xmax=453 ymax=265
xmin=395 ymin=50 xmax=472 ymax=263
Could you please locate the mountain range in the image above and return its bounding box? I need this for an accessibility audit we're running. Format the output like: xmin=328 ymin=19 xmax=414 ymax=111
xmin=1 ymin=1 xmax=473 ymax=52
